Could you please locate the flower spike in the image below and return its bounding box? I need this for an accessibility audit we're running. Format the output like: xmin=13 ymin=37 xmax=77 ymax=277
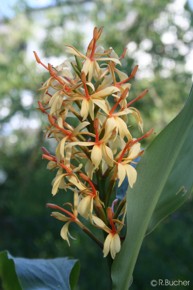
xmin=35 ymin=26 xmax=152 ymax=259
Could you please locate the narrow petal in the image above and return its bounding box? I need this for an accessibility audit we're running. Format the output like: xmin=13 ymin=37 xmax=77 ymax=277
xmin=51 ymin=212 xmax=69 ymax=222
xmin=68 ymin=175 xmax=86 ymax=191
xmin=74 ymin=121 xmax=90 ymax=134
xmin=82 ymin=58 xmax=93 ymax=76
xmin=117 ymin=163 xmax=126 ymax=187
xmin=103 ymin=233 xmax=112 ymax=258
xmin=102 ymin=145 xmax=114 ymax=167
xmin=93 ymin=99 xmax=109 ymax=114
xmin=65 ymin=45 xmax=86 ymax=58
xmin=97 ymin=57 xmax=121 ymax=65
xmin=130 ymin=107 xmax=143 ymax=132
xmin=105 ymin=117 xmax=117 ymax=135
xmin=127 ymin=143 xmax=141 ymax=160
xmin=60 ymin=222 xmax=71 ymax=246
xmin=89 ymin=99 xmax=95 ymax=120
xmin=66 ymin=141 xmax=94 ymax=147
xmin=92 ymin=216 xmax=109 ymax=231
xmin=49 ymin=92 xmax=63 ymax=115
xmin=91 ymin=145 xmax=102 ymax=168
xmin=116 ymin=117 xmax=132 ymax=139
xmin=110 ymin=233 xmax=121 ymax=259
xmin=52 ymin=173 xmax=65 ymax=195
xmin=125 ymin=164 xmax=137 ymax=188
xmin=56 ymin=136 xmax=68 ymax=160
xmin=80 ymin=98 xmax=89 ymax=120
xmin=92 ymin=86 xmax=120 ymax=99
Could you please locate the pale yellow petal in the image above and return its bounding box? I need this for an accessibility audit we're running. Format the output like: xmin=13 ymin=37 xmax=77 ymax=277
xmin=115 ymin=108 xmax=133 ymax=117
xmin=117 ymin=163 xmax=126 ymax=187
xmin=103 ymin=233 xmax=112 ymax=258
xmin=82 ymin=58 xmax=93 ymax=76
xmin=115 ymin=68 xmax=129 ymax=81
xmin=80 ymin=98 xmax=89 ymax=120
xmin=92 ymin=215 xmax=108 ymax=230
xmin=89 ymin=99 xmax=95 ymax=120
xmin=130 ymin=107 xmax=143 ymax=132
xmin=78 ymin=196 xmax=92 ymax=219
xmin=52 ymin=173 xmax=65 ymax=195
xmin=85 ymin=159 xmax=95 ymax=179
xmin=65 ymin=45 xmax=86 ymax=58
xmin=116 ymin=117 xmax=132 ymax=139
xmin=105 ymin=117 xmax=117 ymax=135
xmin=91 ymin=145 xmax=102 ymax=168
xmin=110 ymin=233 xmax=121 ymax=259
xmin=97 ymin=57 xmax=121 ymax=65
xmin=102 ymin=145 xmax=114 ymax=167
xmin=68 ymin=175 xmax=86 ymax=191
xmin=128 ymin=143 xmax=141 ymax=160
xmin=93 ymin=99 xmax=109 ymax=114
xmin=74 ymin=121 xmax=90 ymax=134
xmin=49 ymin=92 xmax=63 ymax=115
xmin=51 ymin=212 xmax=69 ymax=222
xmin=86 ymin=81 xmax=95 ymax=92
xmin=125 ymin=164 xmax=137 ymax=188
xmin=55 ymin=136 xmax=68 ymax=160
xmin=60 ymin=222 xmax=71 ymax=246
xmin=66 ymin=141 xmax=94 ymax=147
xmin=92 ymin=86 xmax=120 ymax=99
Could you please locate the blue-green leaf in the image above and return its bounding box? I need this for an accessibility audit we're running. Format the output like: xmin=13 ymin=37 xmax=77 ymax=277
xmin=0 ymin=251 xmax=79 ymax=290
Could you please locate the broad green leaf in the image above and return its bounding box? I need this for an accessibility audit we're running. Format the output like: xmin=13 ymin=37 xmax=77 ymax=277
xmin=112 ymin=84 xmax=193 ymax=290
xmin=0 ymin=251 xmax=79 ymax=290
xmin=13 ymin=256 xmax=79 ymax=290
xmin=0 ymin=251 xmax=22 ymax=290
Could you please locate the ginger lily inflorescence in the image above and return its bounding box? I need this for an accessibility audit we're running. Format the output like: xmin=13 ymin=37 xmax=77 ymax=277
xmin=34 ymin=27 xmax=152 ymax=259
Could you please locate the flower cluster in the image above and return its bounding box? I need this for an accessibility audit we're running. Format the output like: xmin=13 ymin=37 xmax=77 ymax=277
xmin=34 ymin=27 xmax=152 ymax=259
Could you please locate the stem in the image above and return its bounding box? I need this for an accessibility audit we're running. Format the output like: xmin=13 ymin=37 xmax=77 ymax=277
xmin=78 ymin=221 xmax=103 ymax=249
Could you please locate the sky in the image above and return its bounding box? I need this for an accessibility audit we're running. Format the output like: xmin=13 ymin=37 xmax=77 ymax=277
xmin=1 ymin=0 xmax=193 ymax=18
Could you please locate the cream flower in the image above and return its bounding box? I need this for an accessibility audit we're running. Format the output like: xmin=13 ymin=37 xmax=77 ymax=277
xmin=116 ymin=142 xmax=142 ymax=188
xmin=92 ymin=212 xmax=123 ymax=259
xmin=66 ymin=27 xmax=121 ymax=81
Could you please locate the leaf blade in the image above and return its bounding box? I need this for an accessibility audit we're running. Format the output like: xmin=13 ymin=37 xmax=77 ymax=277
xmin=112 ymin=85 xmax=193 ymax=290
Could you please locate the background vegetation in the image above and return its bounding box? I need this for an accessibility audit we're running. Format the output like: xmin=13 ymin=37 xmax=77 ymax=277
xmin=0 ymin=0 xmax=193 ymax=289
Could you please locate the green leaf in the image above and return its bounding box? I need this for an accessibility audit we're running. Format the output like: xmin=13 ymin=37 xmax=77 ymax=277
xmin=0 ymin=251 xmax=22 ymax=290
xmin=14 ymin=256 xmax=79 ymax=290
xmin=147 ymin=122 xmax=193 ymax=233
xmin=147 ymin=186 xmax=188 ymax=235
xmin=69 ymin=259 xmax=80 ymax=290
xmin=111 ymin=84 xmax=193 ymax=290
xmin=0 ymin=251 xmax=79 ymax=290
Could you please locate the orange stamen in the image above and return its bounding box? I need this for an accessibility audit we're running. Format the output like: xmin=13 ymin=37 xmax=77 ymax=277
xmin=118 ymin=128 xmax=154 ymax=162
xmin=79 ymin=173 xmax=97 ymax=196
xmin=33 ymin=51 xmax=48 ymax=70
xmin=119 ymin=47 xmax=127 ymax=60
xmin=116 ymin=65 xmax=138 ymax=87
xmin=109 ymin=88 xmax=129 ymax=115
xmin=48 ymin=114 xmax=72 ymax=137
xmin=107 ymin=207 xmax=116 ymax=233
xmin=94 ymin=118 xmax=100 ymax=143
xmin=81 ymin=72 xmax=90 ymax=100
xmin=46 ymin=203 xmax=76 ymax=220
xmin=127 ymin=89 xmax=148 ymax=107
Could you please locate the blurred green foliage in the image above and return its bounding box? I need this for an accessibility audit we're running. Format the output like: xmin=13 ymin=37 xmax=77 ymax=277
xmin=0 ymin=0 xmax=193 ymax=289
